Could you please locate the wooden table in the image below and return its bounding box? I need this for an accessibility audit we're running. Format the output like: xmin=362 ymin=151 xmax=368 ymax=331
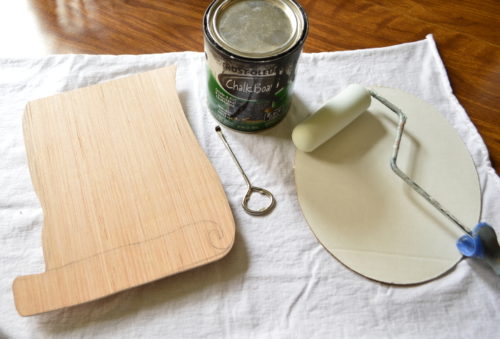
xmin=1 ymin=0 xmax=498 ymax=174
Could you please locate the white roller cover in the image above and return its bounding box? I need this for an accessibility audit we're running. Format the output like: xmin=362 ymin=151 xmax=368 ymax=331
xmin=292 ymin=84 xmax=371 ymax=152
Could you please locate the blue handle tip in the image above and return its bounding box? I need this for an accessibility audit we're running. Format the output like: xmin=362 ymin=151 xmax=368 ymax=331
xmin=457 ymin=234 xmax=485 ymax=258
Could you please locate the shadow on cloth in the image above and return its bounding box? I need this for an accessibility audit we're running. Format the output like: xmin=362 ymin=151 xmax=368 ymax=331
xmin=259 ymin=94 xmax=312 ymax=141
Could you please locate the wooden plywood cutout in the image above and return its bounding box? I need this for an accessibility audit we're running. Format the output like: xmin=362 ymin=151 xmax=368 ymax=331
xmin=295 ymin=87 xmax=481 ymax=284
xmin=13 ymin=65 xmax=235 ymax=316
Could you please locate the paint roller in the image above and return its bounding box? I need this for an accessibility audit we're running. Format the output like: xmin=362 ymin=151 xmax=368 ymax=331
xmin=292 ymin=84 xmax=500 ymax=275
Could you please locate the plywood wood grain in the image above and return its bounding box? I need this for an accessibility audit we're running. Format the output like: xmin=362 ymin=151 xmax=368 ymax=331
xmin=13 ymin=65 xmax=235 ymax=316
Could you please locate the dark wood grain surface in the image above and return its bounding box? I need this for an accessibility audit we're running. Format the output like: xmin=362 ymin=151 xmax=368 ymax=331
xmin=1 ymin=0 xmax=498 ymax=173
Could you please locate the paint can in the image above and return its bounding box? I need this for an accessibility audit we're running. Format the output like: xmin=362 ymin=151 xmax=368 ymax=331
xmin=204 ymin=0 xmax=308 ymax=132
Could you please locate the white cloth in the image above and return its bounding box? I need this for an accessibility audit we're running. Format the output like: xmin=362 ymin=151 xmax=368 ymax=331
xmin=0 ymin=35 xmax=499 ymax=338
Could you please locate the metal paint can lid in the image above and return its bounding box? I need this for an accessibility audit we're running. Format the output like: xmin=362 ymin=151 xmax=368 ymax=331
xmin=205 ymin=0 xmax=306 ymax=59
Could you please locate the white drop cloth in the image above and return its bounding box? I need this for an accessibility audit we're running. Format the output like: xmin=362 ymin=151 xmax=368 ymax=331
xmin=0 ymin=35 xmax=499 ymax=338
